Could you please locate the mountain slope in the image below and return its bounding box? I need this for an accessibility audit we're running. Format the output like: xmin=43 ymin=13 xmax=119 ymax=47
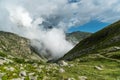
xmin=0 ymin=31 xmax=42 ymax=61
xmin=66 ymin=31 xmax=92 ymax=44
xmin=61 ymin=20 xmax=120 ymax=60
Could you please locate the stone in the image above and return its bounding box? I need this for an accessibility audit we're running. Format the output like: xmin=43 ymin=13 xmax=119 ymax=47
xmin=114 ymin=46 xmax=120 ymax=50
xmin=4 ymin=58 xmax=14 ymax=64
xmin=69 ymin=64 xmax=74 ymax=67
xmin=94 ymin=66 xmax=103 ymax=71
xmin=20 ymin=67 xmax=24 ymax=70
xmin=4 ymin=67 xmax=15 ymax=71
xmin=33 ymin=63 xmax=38 ymax=68
xmin=19 ymin=71 xmax=27 ymax=77
xmin=58 ymin=60 xmax=68 ymax=66
xmin=29 ymin=75 xmax=38 ymax=80
xmin=78 ymin=76 xmax=87 ymax=80
xmin=9 ymin=67 xmax=15 ymax=71
xmin=59 ymin=68 xmax=65 ymax=73
xmin=67 ymin=78 xmax=76 ymax=80
xmin=28 ymin=73 xmax=35 ymax=76
xmin=0 ymin=59 xmax=6 ymax=65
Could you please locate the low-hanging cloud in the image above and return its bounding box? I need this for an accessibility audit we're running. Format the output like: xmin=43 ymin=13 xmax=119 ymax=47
xmin=0 ymin=0 xmax=120 ymax=60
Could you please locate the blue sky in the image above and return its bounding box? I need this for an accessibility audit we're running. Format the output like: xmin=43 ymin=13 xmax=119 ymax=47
xmin=68 ymin=20 xmax=110 ymax=33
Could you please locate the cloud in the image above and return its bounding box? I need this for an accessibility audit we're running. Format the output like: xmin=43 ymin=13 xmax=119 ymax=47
xmin=0 ymin=0 xmax=120 ymax=60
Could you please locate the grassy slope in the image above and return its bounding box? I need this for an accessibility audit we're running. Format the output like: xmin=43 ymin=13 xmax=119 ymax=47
xmin=61 ymin=20 xmax=120 ymax=60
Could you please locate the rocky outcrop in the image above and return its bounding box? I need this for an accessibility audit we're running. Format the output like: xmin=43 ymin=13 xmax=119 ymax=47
xmin=0 ymin=31 xmax=42 ymax=61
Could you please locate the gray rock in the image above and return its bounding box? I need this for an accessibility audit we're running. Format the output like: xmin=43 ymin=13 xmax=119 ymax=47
xmin=94 ymin=66 xmax=103 ymax=71
xmin=9 ymin=67 xmax=15 ymax=71
xmin=29 ymin=75 xmax=38 ymax=80
xmin=114 ymin=46 xmax=120 ymax=50
xmin=19 ymin=71 xmax=27 ymax=77
xmin=4 ymin=67 xmax=15 ymax=71
xmin=78 ymin=76 xmax=87 ymax=80
xmin=67 ymin=78 xmax=76 ymax=80
xmin=4 ymin=58 xmax=14 ymax=64
xmin=59 ymin=68 xmax=65 ymax=73
xmin=28 ymin=73 xmax=35 ymax=76
xmin=0 ymin=59 xmax=6 ymax=65
xmin=20 ymin=67 xmax=24 ymax=70
xmin=58 ymin=60 xmax=68 ymax=66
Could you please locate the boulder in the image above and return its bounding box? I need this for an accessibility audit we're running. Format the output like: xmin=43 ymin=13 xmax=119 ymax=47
xmin=19 ymin=71 xmax=27 ymax=77
xmin=29 ymin=75 xmax=38 ymax=80
xmin=59 ymin=68 xmax=65 ymax=73
xmin=94 ymin=66 xmax=103 ymax=71
xmin=58 ymin=60 xmax=68 ymax=66
xmin=78 ymin=76 xmax=87 ymax=80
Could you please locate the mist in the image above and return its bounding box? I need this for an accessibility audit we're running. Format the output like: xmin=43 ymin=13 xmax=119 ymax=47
xmin=0 ymin=0 xmax=120 ymax=60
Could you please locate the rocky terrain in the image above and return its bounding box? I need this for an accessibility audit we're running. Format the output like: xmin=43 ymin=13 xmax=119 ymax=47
xmin=0 ymin=31 xmax=43 ymax=61
xmin=0 ymin=52 xmax=120 ymax=80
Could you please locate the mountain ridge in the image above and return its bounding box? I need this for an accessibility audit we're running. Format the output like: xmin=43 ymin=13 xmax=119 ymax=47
xmin=66 ymin=31 xmax=92 ymax=44
xmin=60 ymin=20 xmax=120 ymax=60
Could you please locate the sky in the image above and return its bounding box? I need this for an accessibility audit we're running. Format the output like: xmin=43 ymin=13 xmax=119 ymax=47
xmin=68 ymin=20 xmax=110 ymax=33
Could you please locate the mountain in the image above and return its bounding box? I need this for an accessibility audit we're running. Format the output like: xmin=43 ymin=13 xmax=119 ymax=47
xmin=0 ymin=23 xmax=120 ymax=80
xmin=56 ymin=20 xmax=120 ymax=80
xmin=0 ymin=31 xmax=43 ymax=61
xmin=61 ymin=20 xmax=120 ymax=61
xmin=66 ymin=31 xmax=92 ymax=44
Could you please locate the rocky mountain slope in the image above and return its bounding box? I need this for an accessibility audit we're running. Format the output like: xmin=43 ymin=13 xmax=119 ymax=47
xmin=66 ymin=31 xmax=92 ymax=44
xmin=0 ymin=31 xmax=42 ymax=61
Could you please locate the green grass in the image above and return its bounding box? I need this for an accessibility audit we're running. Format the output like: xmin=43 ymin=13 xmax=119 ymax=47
xmin=0 ymin=51 xmax=7 ymax=57
xmin=0 ymin=54 xmax=120 ymax=80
